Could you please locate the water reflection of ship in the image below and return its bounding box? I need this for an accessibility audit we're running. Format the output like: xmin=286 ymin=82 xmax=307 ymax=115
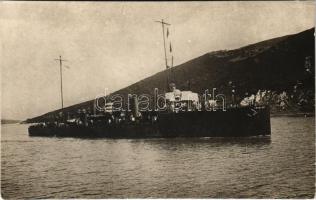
xmin=137 ymin=137 xmax=272 ymax=150
xmin=28 ymin=19 xmax=271 ymax=138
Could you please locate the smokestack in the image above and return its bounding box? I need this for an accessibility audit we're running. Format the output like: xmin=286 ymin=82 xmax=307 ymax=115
xmin=132 ymin=96 xmax=140 ymax=118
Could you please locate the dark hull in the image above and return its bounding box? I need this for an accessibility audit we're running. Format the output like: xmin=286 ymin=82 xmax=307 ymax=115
xmin=28 ymin=106 xmax=271 ymax=138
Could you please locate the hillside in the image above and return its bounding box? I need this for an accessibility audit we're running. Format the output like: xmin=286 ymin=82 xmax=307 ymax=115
xmin=27 ymin=28 xmax=315 ymax=122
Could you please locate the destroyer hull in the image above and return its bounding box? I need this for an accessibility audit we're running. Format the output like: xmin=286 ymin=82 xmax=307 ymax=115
xmin=28 ymin=106 xmax=271 ymax=138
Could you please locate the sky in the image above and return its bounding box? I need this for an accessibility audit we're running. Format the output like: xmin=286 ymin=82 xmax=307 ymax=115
xmin=1 ymin=1 xmax=314 ymax=120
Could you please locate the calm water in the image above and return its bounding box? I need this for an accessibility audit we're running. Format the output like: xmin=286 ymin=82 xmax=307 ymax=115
xmin=1 ymin=117 xmax=315 ymax=198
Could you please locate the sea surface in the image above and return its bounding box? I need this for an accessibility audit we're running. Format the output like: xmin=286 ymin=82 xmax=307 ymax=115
xmin=1 ymin=117 xmax=315 ymax=198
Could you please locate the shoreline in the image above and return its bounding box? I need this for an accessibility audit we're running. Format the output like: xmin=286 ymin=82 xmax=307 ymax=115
xmin=271 ymin=112 xmax=315 ymax=117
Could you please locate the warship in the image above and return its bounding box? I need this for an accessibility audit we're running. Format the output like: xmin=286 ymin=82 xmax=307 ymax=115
xmin=28 ymin=20 xmax=271 ymax=138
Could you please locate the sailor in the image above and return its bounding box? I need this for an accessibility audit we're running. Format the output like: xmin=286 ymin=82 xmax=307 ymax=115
xmin=152 ymin=115 xmax=158 ymax=123
xmin=130 ymin=114 xmax=135 ymax=122
xmin=208 ymin=99 xmax=217 ymax=111
xmin=169 ymin=83 xmax=176 ymax=92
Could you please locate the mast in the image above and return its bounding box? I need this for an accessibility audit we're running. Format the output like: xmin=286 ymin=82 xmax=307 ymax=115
xmin=155 ymin=19 xmax=170 ymax=69
xmin=171 ymin=55 xmax=176 ymax=84
xmin=155 ymin=19 xmax=171 ymax=90
xmin=54 ymin=55 xmax=67 ymax=110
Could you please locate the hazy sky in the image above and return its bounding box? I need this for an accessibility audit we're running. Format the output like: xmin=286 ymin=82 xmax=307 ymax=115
xmin=1 ymin=1 xmax=314 ymax=120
